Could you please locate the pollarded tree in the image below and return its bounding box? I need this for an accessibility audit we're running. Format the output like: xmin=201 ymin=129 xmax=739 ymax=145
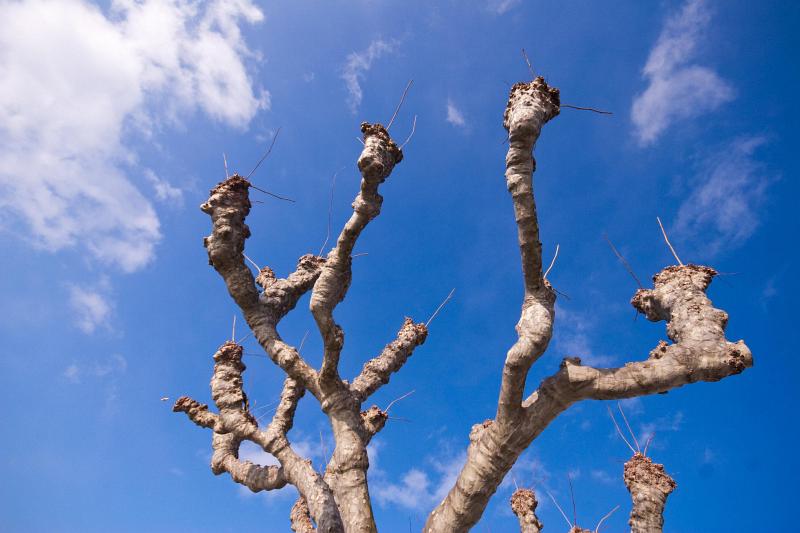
xmin=174 ymin=74 xmax=753 ymax=532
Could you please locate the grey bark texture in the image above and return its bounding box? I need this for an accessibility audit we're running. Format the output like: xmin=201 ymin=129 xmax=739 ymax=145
xmin=174 ymin=75 xmax=753 ymax=533
xmin=510 ymin=489 xmax=543 ymax=533
xmin=624 ymin=454 xmax=676 ymax=533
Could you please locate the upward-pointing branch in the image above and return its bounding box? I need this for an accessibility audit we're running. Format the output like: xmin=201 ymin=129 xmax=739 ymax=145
xmin=310 ymin=123 xmax=403 ymax=393
xmin=496 ymin=77 xmax=560 ymax=425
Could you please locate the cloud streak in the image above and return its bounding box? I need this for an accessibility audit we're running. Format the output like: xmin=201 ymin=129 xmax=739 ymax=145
xmin=631 ymin=0 xmax=734 ymax=145
xmin=342 ymin=39 xmax=395 ymax=113
xmin=673 ymin=136 xmax=772 ymax=257
xmin=446 ymin=99 xmax=467 ymax=128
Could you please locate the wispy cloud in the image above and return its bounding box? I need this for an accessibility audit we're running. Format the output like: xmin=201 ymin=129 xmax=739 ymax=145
xmin=68 ymin=283 xmax=113 ymax=334
xmin=487 ymin=0 xmax=521 ymax=15
xmin=342 ymin=39 xmax=396 ymax=113
xmin=145 ymin=170 xmax=184 ymax=205
xmin=446 ymin=99 xmax=467 ymax=128
xmin=371 ymin=440 xmax=465 ymax=510
xmin=0 ymin=0 xmax=267 ymax=272
xmin=631 ymin=0 xmax=734 ymax=145
xmin=673 ymin=136 xmax=772 ymax=257
xmin=554 ymin=306 xmax=617 ymax=367
xmin=62 ymin=353 xmax=128 ymax=415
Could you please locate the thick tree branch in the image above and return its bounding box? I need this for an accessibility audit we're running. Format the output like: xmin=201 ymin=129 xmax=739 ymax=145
xmin=497 ymin=77 xmax=560 ymax=425
xmin=201 ymin=175 xmax=324 ymax=394
xmin=623 ymin=453 xmax=676 ymax=533
xmin=350 ymin=317 xmax=428 ymax=403
xmin=175 ymin=342 xmax=344 ymax=532
xmin=303 ymin=123 xmax=402 ymax=533
xmin=424 ymin=264 xmax=752 ymax=532
xmin=510 ymin=489 xmax=543 ymax=533
xmin=311 ymin=123 xmax=403 ymax=393
xmin=623 ymin=453 xmax=675 ymax=533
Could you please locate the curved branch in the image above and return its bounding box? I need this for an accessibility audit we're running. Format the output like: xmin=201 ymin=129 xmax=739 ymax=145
xmin=175 ymin=342 xmax=343 ymax=532
xmin=497 ymin=77 xmax=560 ymax=425
xmin=424 ymin=265 xmax=752 ymax=532
xmin=310 ymin=123 xmax=403 ymax=393
xmin=201 ymin=175 xmax=323 ymax=393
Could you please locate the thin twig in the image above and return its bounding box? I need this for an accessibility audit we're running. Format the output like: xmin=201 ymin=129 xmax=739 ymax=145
xmin=426 ymin=288 xmax=455 ymax=327
xmin=617 ymin=403 xmax=641 ymax=452
xmin=355 ymin=136 xmax=365 ymax=145
xmin=561 ymin=104 xmax=613 ymax=115
xmin=603 ymin=233 xmax=643 ymax=288
xmin=544 ymin=243 xmax=560 ymax=279
xmin=567 ymin=472 xmax=577 ymax=526
xmin=384 ymin=390 xmax=415 ymax=413
xmin=319 ymin=168 xmax=344 ymax=256
xmin=223 ymin=152 xmax=229 ymax=179
xmin=353 ymin=252 xmax=369 ymax=258
xmin=232 ymin=315 xmax=236 ymax=342
xmin=299 ymin=330 xmax=310 ymax=352
xmin=594 ymin=505 xmax=620 ymax=533
xmin=249 ymin=183 xmax=296 ymax=203
xmin=521 ymin=48 xmax=535 ymax=79
xmin=319 ymin=430 xmax=329 ymax=474
xmin=656 ymin=216 xmax=683 ymax=266
xmin=607 ymin=405 xmax=636 ymax=454
xmin=243 ymin=352 xmax=270 ymax=358
xmin=243 ymin=253 xmax=261 ymax=272
xmin=546 ymin=490 xmax=574 ymax=529
xmin=643 ymin=433 xmax=655 ymax=456
xmin=237 ymin=330 xmax=253 ymax=345
xmin=387 ymin=79 xmax=414 ymax=129
xmin=400 ymin=115 xmax=417 ymax=149
xmin=246 ymin=127 xmax=281 ymax=180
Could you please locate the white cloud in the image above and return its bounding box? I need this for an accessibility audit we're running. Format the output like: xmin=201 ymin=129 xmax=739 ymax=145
xmin=68 ymin=284 xmax=113 ymax=333
xmin=639 ymin=411 xmax=683 ymax=449
xmin=487 ymin=0 xmax=521 ymax=15
xmin=62 ymin=353 xmax=127 ymax=415
xmin=673 ymin=136 xmax=771 ymax=257
xmin=63 ymin=364 xmax=81 ymax=384
xmin=631 ymin=0 xmax=734 ymax=145
xmin=0 ymin=0 xmax=267 ymax=272
xmin=342 ymin=39 xmax=395 ymax=113
xmin=145 ymin=169 xmax=184 ymax=205
xmin=446 ymin=99 xmax=467 ymax=128
xmin=371 ymin=442 xmax=466 ymax=511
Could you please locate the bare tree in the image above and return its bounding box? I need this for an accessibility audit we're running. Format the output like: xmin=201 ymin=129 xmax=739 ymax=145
xmin=174 ymin=74 xmax=753 ymax=532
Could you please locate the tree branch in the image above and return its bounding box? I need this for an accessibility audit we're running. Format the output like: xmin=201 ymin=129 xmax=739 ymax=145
xmin=623 ymin=453 xmax=675 ymax=533
xmin=311 ymin=123 xmax=403 ymax=394
xmin=350 ymin=317 xmax=428 ymax=403
xmin=174 ymin=342 xmax=343 ymax=532
xmin=497 ymin=77 xmax=560 ymax=425
xmin=201 ymin=175 xmax=324 ymax=395
xmin=510 ymin=488 xmax=544 ymax=533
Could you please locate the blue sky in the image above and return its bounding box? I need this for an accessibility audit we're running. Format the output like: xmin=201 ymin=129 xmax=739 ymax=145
xmin=0 ymin=0 xmax=797 ymax=531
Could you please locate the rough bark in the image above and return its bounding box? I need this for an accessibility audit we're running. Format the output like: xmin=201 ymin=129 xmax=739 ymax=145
xmin=624 ymin=454 xmax=675 ymax=533
xmin=351 ymin=317 xmax=428 ymax=402
xmin=305 ymin=122 xmax=404 ymax=533
xmin=510 ymin=489 xmax=543 ymax=533
xmin=174 ymin=342 xmax=343 ymax=532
